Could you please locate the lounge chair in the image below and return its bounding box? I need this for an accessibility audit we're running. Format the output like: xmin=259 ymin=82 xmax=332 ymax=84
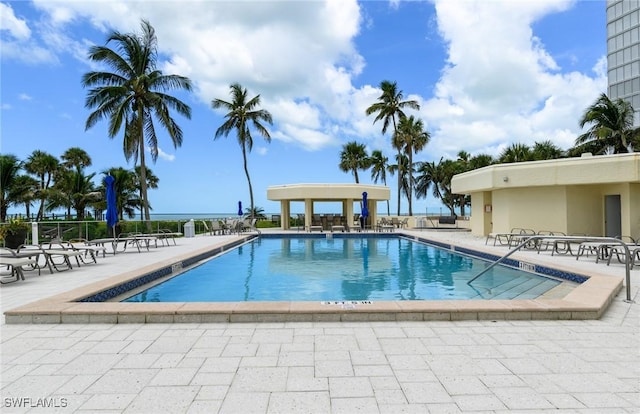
xmin=68 ymin=239 xmax=109 ymax=259
xmin=535 ymin=231 xmax=566 ymax=253
xmin=604 ymin=237 xmax=639 ymax=267
xmin=39 ymin=242 xmax=87 ymax=270
xmin=0 ymin=247 xmax=39 ymax=283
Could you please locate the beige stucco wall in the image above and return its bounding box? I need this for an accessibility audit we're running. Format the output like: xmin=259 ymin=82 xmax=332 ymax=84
xmin=565 ymin=185 xmax=603 ymax=236
xmin=490 ymin=187 xmax=568 ymax=234
xmin=452 ymin=153 xmax=640 ymax=237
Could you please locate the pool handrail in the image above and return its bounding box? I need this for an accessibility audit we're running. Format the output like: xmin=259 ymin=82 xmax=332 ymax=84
xmin=467 ymin=235 xmax=634 ymax=303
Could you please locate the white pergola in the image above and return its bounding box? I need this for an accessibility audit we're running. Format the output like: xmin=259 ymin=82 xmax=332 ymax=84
xmin=267 ymin=183 xmax=391 ymax=230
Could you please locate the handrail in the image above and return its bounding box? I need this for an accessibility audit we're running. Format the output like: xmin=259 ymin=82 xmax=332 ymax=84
xmin=467 ymin=235 xmax=634 ymax=302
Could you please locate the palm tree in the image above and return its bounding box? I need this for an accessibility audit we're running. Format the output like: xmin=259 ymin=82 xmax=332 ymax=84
xmin=82 ymin=19 xmax=192 ymax=229
xmin=575 ymin=93 xmax=640 ymax=154
xmin=61 ymin=147 xmax=92 ymax=170
xmin=415 ymin=158 xmax=461 ymax=216
xmin=10 ymin=175 xmax=39 ymax=220
xmin=415 ymin=160 xmax=442 ymax=214
xmin=102 ymin=167 xmax=142 ymax=220
xmin=50 ymin=168 xmax=100 ymax=221
xmin=393 ymin=115 xmax=430 ymax=216
xmin=133 ymin=166 xmax=159 ymax=221
xmin=24 ymin=150 xmax=59 ymax=221
xmin=369 ymin=150 xmax=391 ymax=216
xmin=212 ymin=83 xmax=273 ymax=220
xmin=365 ymin=80 xmax=420 ymax=215
xmin=532 ymin=140 xmax=564 ymax=160
xmin=388 ymin=153 xmax=411 ymax=207
xmin=244 ymin=206 xmax=266 ymax=220
xmin=339 ymin=141 xmax=370 ymax=183
xmin=498 ymin=143 xmax=532 ymax=163
xmin=469 ymin=154 xmax=494 ymax=170
xmin=0 ymin=155 xmax=23 ymax=222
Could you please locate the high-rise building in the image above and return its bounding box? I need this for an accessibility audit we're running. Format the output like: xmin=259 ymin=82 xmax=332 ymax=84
xmin=606 ymin=0 xmax=640 ymax=126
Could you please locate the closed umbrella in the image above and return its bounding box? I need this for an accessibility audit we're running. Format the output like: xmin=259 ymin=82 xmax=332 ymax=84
xmin=238 ymin=201 xmax=243 ymax=216
xmin=105 ymin=175 xmax=118 ymax=237
xmin=361 ymin=191 xmax=369 ymax=229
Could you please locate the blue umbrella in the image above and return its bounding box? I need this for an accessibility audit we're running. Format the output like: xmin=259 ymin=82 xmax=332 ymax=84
xmin=361 ymin=191 xmax=369 ymax=230
xmin=361 ymin=191 xmax=369 ymax=218
xmin=105 ymin=175 xmax=118 ymax=237
xmin=238 ymin=201 xmax=243 ymax=216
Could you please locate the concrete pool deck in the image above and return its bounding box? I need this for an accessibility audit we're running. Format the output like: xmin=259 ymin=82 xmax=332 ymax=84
xmin=1 ymin=230 xmax=638 ymax=412
xmin=1 ymin=230 xmax=632 ymax=323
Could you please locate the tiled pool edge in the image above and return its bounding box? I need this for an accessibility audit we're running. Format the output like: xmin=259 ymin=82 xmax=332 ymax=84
xmin=4 ymin=232 xmax=624 ymax=323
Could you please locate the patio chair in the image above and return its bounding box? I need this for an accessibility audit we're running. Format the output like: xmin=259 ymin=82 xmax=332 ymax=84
xmin=209 ymin=220 xmax=225 ymax=235
xmin=0 ymin=247 xmax=38 ymax=283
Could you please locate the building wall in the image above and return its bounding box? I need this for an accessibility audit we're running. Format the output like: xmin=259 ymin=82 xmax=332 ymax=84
xmin=631 ymin=183 xmax=640 ymax=238
xmin=607 ymin=0 xmax=640 ymax=127
xmin=565 ymin=185 xmax=603 ymax=236
xmin=490 ymin=187 xmax=568 ymax=234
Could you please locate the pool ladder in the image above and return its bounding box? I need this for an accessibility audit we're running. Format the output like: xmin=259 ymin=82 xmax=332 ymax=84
xmin=467 ymin=235 xmax=634 ymax=303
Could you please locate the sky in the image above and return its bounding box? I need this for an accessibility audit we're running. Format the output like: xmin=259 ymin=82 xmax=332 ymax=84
xmin=1 ymin=0 xmax=607 ymax=217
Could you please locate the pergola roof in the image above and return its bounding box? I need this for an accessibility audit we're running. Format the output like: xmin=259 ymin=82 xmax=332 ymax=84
xmin=267 ymin=183 xmax=390 ymax=202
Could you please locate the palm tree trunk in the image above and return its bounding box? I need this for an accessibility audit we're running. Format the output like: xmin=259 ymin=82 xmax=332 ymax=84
xmin=354 ymin=169 xmax=359 ymax=183
xmin=138 ymin=119 xmax=152 ymax=232
xmin=396 ymin=148 xmax=401 ymax=216
xmin=242 ymin=144 xmax=254 ymax=220
xmin=408 ymin=151 xmax=413 ymax=216
xmin=392 ymin=116 xmax=402 ymax=217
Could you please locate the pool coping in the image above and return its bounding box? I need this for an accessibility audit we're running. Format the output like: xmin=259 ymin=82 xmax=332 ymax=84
xmin=4 ymin=232 xmax=624 ymax=323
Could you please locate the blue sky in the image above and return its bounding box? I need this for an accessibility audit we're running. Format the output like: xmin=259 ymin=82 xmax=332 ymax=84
xmin=1 ymin=0 xmax=606 ymax=217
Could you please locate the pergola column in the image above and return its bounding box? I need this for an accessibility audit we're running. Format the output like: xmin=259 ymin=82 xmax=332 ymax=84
xmin=304 ymin=198 xmax=313 ymax=231
xmin=280 ymin=201 xmax=290 ymax=230
xmin=344 ymin=199 xmax=354 ymax=227
xmin=369 ymin=201 xmax=378 ymax=230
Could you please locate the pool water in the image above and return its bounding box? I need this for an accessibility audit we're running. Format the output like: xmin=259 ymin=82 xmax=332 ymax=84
xmin=123 ymin=237 xmax=561 ymax=302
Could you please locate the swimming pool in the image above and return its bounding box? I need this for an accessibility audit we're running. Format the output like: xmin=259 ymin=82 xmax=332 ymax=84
xmin=122 ymin=236 xmax=562 ymax=302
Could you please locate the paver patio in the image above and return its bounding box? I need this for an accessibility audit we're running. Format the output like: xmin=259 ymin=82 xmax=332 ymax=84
xmin=1 ymin=230 xmax=638 ymax=413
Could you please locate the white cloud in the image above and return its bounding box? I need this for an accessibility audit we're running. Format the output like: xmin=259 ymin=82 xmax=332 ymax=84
xmin=31 ymin=0 xmax=363 ymax=151
xmin=18 ymin=93 xmax=32 ymax=101
xmin=146 ymin=146 xmax=175 ymax=162
xmin=0 ymin=3 xmax=31 ymax=39
xmin=419 ymin=0 xmax=606 ymax=158
xmin=22 ymin=0 xmax=605 ymax=159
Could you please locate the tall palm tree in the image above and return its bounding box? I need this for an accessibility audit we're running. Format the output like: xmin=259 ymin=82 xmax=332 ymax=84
xmin=82 ymin=19 xmax=192 ymax=229
xmin=24 ymin=150 xmax=59 ymax=221
xmin=575 ymin=93 xmax=640 ymax=154
xmin=369 ymin=150 xmax=390 ymax=215
xmin=339 ymin=141 xmax=370 ymax=183
xmin=365 ymin=80 xmax=420 ymax=215
xmin=212 ymin=83 xmax=273 ymax=219
xmin=0 ymin=155 xmax=23 ymax=222
xmin=393 ymin=115 xmax=430 ymax=216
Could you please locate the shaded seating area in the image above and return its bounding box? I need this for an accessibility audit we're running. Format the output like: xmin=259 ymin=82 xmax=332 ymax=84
xmin=267 ymin=183 xmax=390 ymax=231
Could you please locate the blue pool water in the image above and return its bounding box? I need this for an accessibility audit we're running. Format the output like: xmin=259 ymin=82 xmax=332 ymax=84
xmin=123 ymin=237 xmax=562 ymax=302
